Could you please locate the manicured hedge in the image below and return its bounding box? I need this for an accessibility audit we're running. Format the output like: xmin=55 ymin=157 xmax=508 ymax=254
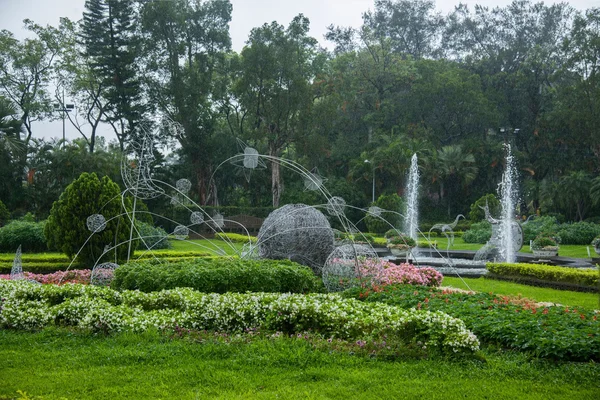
xmin=0 ymin=251 xmax=212 ymax=274
xmin=486 ymin=262 xmax=599 ymax=289
xmin=0 ymin=220 xmax=47 ymax=252
xmin=111 ymin=258 xmax=324 ymax=294
xmin=215 ymin=232 xmax=257 ymax=243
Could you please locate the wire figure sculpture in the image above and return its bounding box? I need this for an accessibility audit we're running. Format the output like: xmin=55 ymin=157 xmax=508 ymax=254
xmin=10 ymin=245 xmax=23 ymax=280
xmin=428 ymin=214 xmax=465 ymax=249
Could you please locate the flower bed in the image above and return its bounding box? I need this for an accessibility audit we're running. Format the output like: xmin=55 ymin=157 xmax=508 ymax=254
xmin=0 ymin=269 xmax=91 ymax=284
xmin=0 ymin=280 xmax=480 ymax=355
xmin=344 ymin=284 xmax=600 ymax=361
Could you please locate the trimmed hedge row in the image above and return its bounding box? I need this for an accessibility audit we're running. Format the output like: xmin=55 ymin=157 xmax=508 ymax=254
xmin=486 ymin=262 xmax=599 ymax=289
xmin=111 ymin=258 xmax=324 ymax=294
xmin=0 ymin=250 xmax=213 ymax=274
xmin=215 ymin=232 xmax=257 ymax=243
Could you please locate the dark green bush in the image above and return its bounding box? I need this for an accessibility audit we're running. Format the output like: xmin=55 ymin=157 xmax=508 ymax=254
xmin=45 ymin=172 xmax=137 ymax=265
xmin=556 ymin=222 xmax=600 ymax=245
xmin=469 ymin=194 xmax=500 ymax=222
xmin=486 ymin=262 xmax=598 ymax=288
xmin=522 ymin=216 xmax=559 ymax=241
xmin=136 ymin=221 xmax=171 ymax=250
xmin=0 ymin=220 xmax=47 ymax=252
xmin=462 ymin=221 xmax=492 ymax=244
xmin=0 ymin=200 xmax=9 ymax=227
xmin=364 ymin=194 xmax=405 ymax=234
xmin=111 ymin=257 xmax=324 ymax=293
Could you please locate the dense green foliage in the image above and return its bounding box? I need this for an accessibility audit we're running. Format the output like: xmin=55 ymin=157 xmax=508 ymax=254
xmin=365 ymin=194 xmax=405 ymax=233
xmin=486 ymin=262 xmax=599 ymax=289
xmin=45 ymin=173 xmax=136 ymax=265
xmin=135 ymin=221 xmax=171 ymax=250
xmin=0 ymin=220 xmax=47 ymax=252
xmin=344 ymin=284 xmax=600 ymax=361
xmin=111 ymin=258 xmax=323 ymax=293
xmin=469 ymin=194 xmax=500 ymax=222
xmin=462 ymin=221 xmax=492 ymax=244
xmin=0 ymin=200 xmax=9 ymax=226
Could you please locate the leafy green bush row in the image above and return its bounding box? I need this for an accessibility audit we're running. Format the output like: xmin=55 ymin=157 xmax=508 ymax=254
xmin=0 ymin=281 xmax=480 ymax=355
xmin=486 ymin=262 xmax=599 ymax=288
xmin=111 ymin=258 xmax=323 ymax=294
xmin=343 ymin=284 xmax=599 ymax=361
xmin=215 ymin=232 xmax=257 ymax=243
xmin=463 ymin=221 xmax=492 ymax=244
xmin=0 ymin=220 xmax=47 ymax=252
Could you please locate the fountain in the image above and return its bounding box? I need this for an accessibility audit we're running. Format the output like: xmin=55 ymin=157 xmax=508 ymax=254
xmin=404 ymin=154 xmax=419 ymax=242
xmin=498 ymin=144 xmax=520 ymax=263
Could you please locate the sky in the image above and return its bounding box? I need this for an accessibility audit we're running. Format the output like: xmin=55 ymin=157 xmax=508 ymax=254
xmin=0 ymin=0 xmax=597 ymax=142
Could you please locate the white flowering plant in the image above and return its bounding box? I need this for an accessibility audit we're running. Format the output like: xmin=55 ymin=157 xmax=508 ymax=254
xmin=0 ymin=280 xmax=479 ymax=354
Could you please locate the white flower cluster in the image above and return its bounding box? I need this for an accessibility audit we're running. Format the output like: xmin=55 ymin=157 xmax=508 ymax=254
xmin=0 ymin=280 xmax=479 ymax=353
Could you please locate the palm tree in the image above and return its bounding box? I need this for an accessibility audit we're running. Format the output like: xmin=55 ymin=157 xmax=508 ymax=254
xmin=435 ymin=145 xmax=478 ymax=216
xmin=0 ymin=96 xmax=25 ymax=155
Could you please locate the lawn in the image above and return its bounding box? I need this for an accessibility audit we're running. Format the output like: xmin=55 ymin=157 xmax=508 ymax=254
xmin=442 ymin=276 xmax=600 ymax=310
xmin=0 ymin=328 xmax=598 ymax=400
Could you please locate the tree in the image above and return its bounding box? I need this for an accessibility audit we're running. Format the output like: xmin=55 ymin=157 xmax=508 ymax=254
xmin=45 ymin=172 xmax=134 ymax=265
xmin=231 ymin=15 xmax=323 ymax=207
xmin=141 ymin=0 xmax=232 ymax=205
xmin=0 ymin=19 xmax=66 ymax=143
xmin=81 ymin=0 xmax=145 ymax=150
xmin=0 ymin=95 xmax=25 ymax=208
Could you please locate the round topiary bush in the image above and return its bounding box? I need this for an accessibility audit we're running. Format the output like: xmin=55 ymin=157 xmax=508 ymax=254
xmin=44 ymin=172 xmax=137 ymax=265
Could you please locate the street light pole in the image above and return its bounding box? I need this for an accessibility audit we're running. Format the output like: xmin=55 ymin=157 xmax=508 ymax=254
xmin=53 ymin=87 xmax=74 ymax=149
xmin=364 ymin=159 xmax=375 ymax=204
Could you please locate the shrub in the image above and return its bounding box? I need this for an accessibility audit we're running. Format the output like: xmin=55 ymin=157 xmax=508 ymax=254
xmin=44 ymin=172 xmax=137 ymax=265
xmin=592 ymin=235 xmax=600 ymax=250
xmin=387 ymin=234 xmax=416 ymax=248
xmin=522 ymin=216 xmax=559 ymax=241
xmin=364 ymin=194 xmax=404 ymax=234
xmin=136 ymin=221 xmax=171 ymax=250
xmin=462 ymin=221 xmax=492 ymax=244
xmin=0 ymin=200 xmax=9 ymax=226
xmin=531 ymin=235 xmax=559 ymax=250
xmin=111 ymin=258 xmax=323 ymax=294
xmin=556 ymin=222 xmax=600 ymax=245
xmin=416 ymin=239 xmax=437 ymax=248
xmin=0 ymin=281 xmax=480 ymax=354
xmin=469 ymin=194 xmax=500 ymax=222
xmin=486 ymin=262 xmax=598 ymax=288
xmin=0 ymin=220 xmax=47 ymax=252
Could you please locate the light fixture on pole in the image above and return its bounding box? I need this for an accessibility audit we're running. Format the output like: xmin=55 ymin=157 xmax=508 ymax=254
xmin=364 ymin=159 xmax=375 ymax=204
xmin=53 ymin=88 xmax=74 ymax=148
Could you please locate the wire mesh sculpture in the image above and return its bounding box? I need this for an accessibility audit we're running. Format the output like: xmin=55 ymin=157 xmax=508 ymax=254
xmin=474 ymin=202 xmax=523 ymax=261
xmin=303 ymin=168 xmax=327 ymax=191
xmin=10 ymin=245 xmax=24 ymax=280
xmin=86 ymin=214 xmax=107 ymax=233
xmin=91 ymin=262 xmax=119 ymax=286
xmin=257 ymin=204 xmax=335 ymax=275
xmin=428 ymin=214 xmax=465 ymax=248
xmin=326 ymin=196 xmax=346 ymax=217
xmin=322 ymin=244 xmax=380 ymax=292
xmin=190 ymin=211 xmax=204 ymax=225
xmin=121 ymin=132 xmax=164 ymax=200
xmin=173 ymin=225 xmax=190 ymax=240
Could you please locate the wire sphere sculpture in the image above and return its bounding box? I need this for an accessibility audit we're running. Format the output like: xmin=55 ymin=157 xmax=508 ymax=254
xmin=368 ymin=206 xmax=383 ymax=217
xmin=173 ymin=225 xmax=189 ymax=240
xmin=257 ymin=204 xmax=334 ymax=274
xmin=176 ymin=178 xmax=192 ymax=193
xmin=326 ymin=196 xmax=346 ymax=217
xmin=303 ymin=168 xmax=327 ymax=191
xmin=322 ymin=244 xmax=380 ymax=292
xmin=210 ymin=213 xmax=225 ymax=228
xmin=243 ymin=147 xmax=260 ymax=169
xmin=86 ymin=214 xmax=107 ymax=233
xmin=91 ymin=262 xmax=119 ymax=286
xmin=190 ymin=211 xmax=204 ymax=225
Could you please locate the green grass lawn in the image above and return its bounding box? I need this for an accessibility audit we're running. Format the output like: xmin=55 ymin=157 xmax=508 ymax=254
xmin=443 ymin=276 xmax=600 ymax=310
xmin=0 ymin=328 xmax=598 ymax=400
xmin=169 ymin=238 xmax=244 ymax=256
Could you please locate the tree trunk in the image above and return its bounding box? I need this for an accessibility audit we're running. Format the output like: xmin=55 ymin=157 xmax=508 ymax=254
xmin=270 ymin=147 xmax=282 ymax=208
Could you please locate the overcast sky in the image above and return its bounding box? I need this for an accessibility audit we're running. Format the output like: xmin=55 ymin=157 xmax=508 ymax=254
xmin=0 ymin=0 xmax=597 ymax=142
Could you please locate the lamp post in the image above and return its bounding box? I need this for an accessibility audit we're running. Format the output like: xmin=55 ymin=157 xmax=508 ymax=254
xmin=364 ymin=159 xmax=375 ymax=204
xmin=53 ymin=88 xmax=74 ymax=148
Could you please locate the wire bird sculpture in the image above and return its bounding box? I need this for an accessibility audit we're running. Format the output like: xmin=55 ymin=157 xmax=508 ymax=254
xmin=428 ymin=214 xmax=465 ymax=248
